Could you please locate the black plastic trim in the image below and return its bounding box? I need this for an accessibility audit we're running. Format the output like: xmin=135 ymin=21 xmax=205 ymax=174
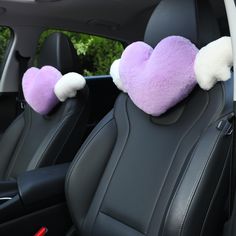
xmin=17 ymin=163 xmax=69 ymax=206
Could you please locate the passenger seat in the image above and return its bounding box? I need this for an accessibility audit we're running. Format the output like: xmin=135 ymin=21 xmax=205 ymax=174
xmin=65 ymin=0 xmax=233 ymax=235
xmin=0 ymin=32 xmax=89 ymax=180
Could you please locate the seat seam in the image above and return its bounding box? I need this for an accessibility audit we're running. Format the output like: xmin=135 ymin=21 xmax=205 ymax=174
xmin=160 ymin=134 xmax=201 ymax=236
xmin=208 ymin=83 xmax=225 ymax=124
xmin=159 ymin=129 xmax=222 ymax=236
xmin=90 ymin=96 xmax=131 ymax=236
xmin=65 ymin=116 xmax=116 ymax=229
xmin=65 ymin=115 xmax=115 ymax=197
xmin=33 ymin=101 xmax=87 ymax=169
xmin=52 ymin=101 xmax=88 ymax=165
xmin=0 ymin=114 xmax=24 ymax=179
xmin=179 ymin=130 xmax=223 ymax=236
xmin=5 ymin=107 xmax=32 ymax=179
xmin=32 ymin=113 xmax=75 ymax=169
xmin=147 ymin=93 xmax=210 ymax=235
xmin=99 ymin=211 xmax=145 ymax=235
xmin=200 ymin=139 xmax=233 ymax=235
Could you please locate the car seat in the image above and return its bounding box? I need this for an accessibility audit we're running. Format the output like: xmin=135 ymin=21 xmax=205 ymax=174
xmin=0 ymin=32 xmax=89 ymax=180
xmin=65 ymin=0 xmax=233 ymax=235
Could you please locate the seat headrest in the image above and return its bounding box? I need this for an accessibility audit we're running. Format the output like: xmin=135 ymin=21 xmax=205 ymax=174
xmin=144 ymin=0 xmax=220 ymax=48
xmin=38 ymin=32 xmax=81 ymax=74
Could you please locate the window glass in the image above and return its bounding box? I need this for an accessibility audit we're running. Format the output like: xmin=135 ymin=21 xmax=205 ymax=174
xmin=36 ymin=29 xmax=124 ymax=76
xmin=0 ymin=26 xmax=12 ymax=68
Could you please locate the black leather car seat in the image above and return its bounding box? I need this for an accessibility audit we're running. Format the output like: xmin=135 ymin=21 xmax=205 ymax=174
xmin=37 ymin=32 xmax=82 ymax=74
xmin=65 ymin=0 xmax=233 ymax=235
xmin=0 ymin=32 xmax=89 ymax=180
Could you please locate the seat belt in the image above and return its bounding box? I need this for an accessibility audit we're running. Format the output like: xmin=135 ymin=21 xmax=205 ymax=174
xmin=15 ymin=51 xmax=30 ymax=114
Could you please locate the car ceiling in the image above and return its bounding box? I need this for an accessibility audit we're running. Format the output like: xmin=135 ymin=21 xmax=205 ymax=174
xmin=0 ymin=0 xmax=229 ymax=43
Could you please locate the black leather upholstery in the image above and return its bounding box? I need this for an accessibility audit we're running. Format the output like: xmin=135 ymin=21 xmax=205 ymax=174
xmin=0 ymin=33 xmax=89 ymax=180
xmin=144 ymin=0 xmax=220 ymax=48
xmin=66 ymin=0 xmax=233 ymax=235
xmin=38 ymin=32 xmax=81 ymax=74
xmin=67 ymin=83 xmax=233 ymax=236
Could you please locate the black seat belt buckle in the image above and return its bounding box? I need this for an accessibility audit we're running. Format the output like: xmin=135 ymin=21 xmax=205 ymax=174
xmin=216 ymin=113 xmax=234 ymax=136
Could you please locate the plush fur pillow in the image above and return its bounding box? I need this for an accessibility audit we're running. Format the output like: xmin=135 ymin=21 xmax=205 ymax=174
xmin=22 ymin=66 xmax=86 ymax=115
xmin=110 ymin=36 xmax=233 ymax=116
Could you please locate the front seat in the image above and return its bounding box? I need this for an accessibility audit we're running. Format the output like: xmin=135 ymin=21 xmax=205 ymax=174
xmin=65 ymin=0 xmax=233 ymax=235
xmin=37 ymin=32 xmax=82 ymax=74
xmin=0 ymin=32 xmax=89 ymax=180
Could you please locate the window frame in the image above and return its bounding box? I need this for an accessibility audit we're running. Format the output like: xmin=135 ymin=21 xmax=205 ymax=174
xmin=0 ymin=26 xmax=14 ymax=79
xmin=36 ymin=28 xmax=125 ymax=76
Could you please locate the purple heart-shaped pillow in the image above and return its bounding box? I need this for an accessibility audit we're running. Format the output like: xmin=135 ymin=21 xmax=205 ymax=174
xmin=119 ymin=36 xmax=199 ymax=116
xmin=22 ymin=66 xmax=62 ymax=115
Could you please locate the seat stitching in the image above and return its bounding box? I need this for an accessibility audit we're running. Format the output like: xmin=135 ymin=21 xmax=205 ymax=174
xmin=178 ymin=131 xmax=223 ymax=235
xmin=65 ymin=116 xmax=116 ymax=230
xmin=146 ymin=94 xmax=210 ymax=235
xmin=208 ymin=82 xmax=225 ymax=125
xmin=90 ymin=96 xmax=131 ymax=236
xmin=51 ymin=100 xmax=88 ymax=165
xmin=65 ymin=116 xmax=116 ymax=201
xmin=32 ymin=101 xmax=87 ymax=169
xmin=32 ymin=114 xmax=75 ymax=169
xmin=5 ymin=107 xmax=32 ymax=178
xmin=200 ymin=138 xmax=233 ymax=235
xmin=0 ymin=114 xmax=24 ymax=179
xmin=99 ymin=211 xmax=145 ymax=235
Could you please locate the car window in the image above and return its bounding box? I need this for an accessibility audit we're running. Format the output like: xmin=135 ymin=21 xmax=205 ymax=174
xmin=35 ymin=29 xmax=124 ymax=76
xmin=0 ymin=26 xmax=13 ymax=73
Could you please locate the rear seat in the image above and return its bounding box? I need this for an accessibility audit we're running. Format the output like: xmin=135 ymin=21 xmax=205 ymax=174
xmin=0 ymin=32 xmax=89 ymax=180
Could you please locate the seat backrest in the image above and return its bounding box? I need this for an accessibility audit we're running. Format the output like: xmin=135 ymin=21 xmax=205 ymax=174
xmin=0 ymin=32 xmax=89 ymax=180
xmin=66 ymin=0 xmax=233 ymax=235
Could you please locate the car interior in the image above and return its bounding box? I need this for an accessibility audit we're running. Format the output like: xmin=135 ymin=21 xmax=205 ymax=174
xmin=0 ymin=31 xmax=89 ymax=181
xmin=0 ymin=0 xmax=235 ymax=236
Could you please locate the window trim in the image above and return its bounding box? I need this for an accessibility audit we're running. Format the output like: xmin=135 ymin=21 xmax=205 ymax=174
xmin=0 ymin=27 xmax=14 ymax=79
xmin=36 ymin=28 xmax=124 ymax=76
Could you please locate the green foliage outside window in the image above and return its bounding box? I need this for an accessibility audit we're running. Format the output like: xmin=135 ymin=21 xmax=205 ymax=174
xmin=37 ymin=29 xmax=124 ymax=76
xmin=0 ymin=27 xmax=11 ymax=66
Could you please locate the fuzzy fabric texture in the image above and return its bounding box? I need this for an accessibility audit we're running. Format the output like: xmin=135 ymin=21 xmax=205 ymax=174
xmin=23 ymin=66 xmax=86 ymax=115
xmin=118 ymin=36 xmax=199 ymax=116
xmin=194 ymin=36 xmax=232 ymax=90
xmin=22 ymin=66 xmax=61 ymax=115
xmin=54 ymin=72 xmax=86 ymax=102
xmin=110 ymin=59 xmax=127 ymax=92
